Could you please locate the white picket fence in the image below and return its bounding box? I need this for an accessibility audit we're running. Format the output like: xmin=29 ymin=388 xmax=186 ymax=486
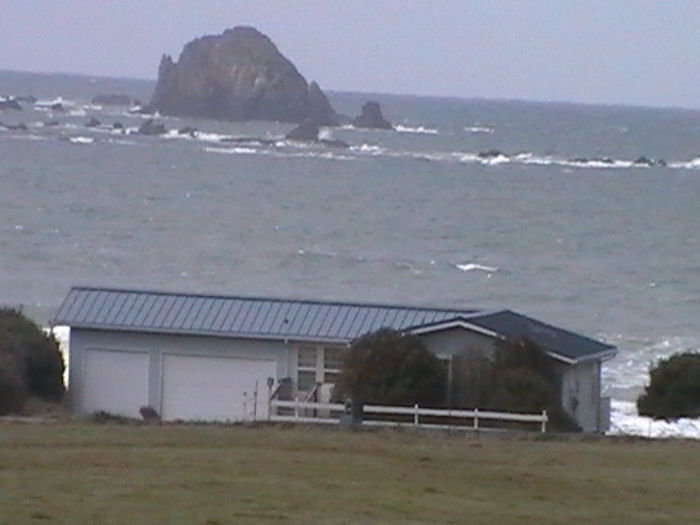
xmin=269 ymin=399 xmax=548 ymax=433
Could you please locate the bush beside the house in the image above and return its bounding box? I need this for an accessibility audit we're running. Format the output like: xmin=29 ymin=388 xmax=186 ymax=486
xmin=333 ymin=328 xmax=446 ymax=406
xmin=637 ymin=352 xmax=700 ymax=420
xmin=0 ymin=308 xmax=65 ymax=415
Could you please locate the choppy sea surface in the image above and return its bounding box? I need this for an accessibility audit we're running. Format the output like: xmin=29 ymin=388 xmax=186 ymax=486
xmin=2 ymin=70 xmax=699 ymax=437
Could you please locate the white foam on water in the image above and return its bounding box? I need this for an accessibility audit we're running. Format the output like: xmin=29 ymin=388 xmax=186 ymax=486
xmin=351 ymin=143 xmax=386 ymax=154
xmin=68 ymin=136 xmax=94 ymax=145
xmin=395 ymin=124 xmax=438 ymax=135
xmin=608 ymin=400 xmax=700 ymax=439
xmin=68 ymin=108 xmax=86 ymax=117
xmin=195 ymin=131 xmax=233 ymax=143
xmin=669 ymin=157 xmax=700 ymax=170
xmin=465 ymin=126 xmax=494 ymax=134
xmin=8 ymin=134 xmax=46 ymax=141
xmin=456 ymin=262 xmax=499 ymax=273
xmin=204 ymin=146 xmax=257 ymax=155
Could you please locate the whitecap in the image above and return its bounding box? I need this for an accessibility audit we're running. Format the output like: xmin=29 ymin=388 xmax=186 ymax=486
xmin=456 ymin=262 xmax=499 ymax=273
xmin=196 ymin=131 xmax=233 ymax=143
xmin=669 ymin=158 xmax=700 ymax=170
xmin=68 ymin=108 xmax=87 ymax=117
xmin=69 ymin=136 xmax=94 ymax=145
xmin=395 ymin=124 xmax=438 ymax=135
xmin=351 ymin=143 xmax=386 ymax=154
xmin=204 ymin=146 xmax=257 ymax=155
xmin=465 ymin=126 xmax=494 ymax=134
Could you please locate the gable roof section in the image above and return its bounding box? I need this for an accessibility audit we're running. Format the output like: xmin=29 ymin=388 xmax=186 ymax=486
xmin=54 ymin=286 xmax=615 ymax=363
xmin=468 ymin=310 xmax=616 ymax=363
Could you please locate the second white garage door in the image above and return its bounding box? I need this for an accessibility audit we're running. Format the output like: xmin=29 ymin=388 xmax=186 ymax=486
xmin=161 ymin=354 xmax=276 ymax=422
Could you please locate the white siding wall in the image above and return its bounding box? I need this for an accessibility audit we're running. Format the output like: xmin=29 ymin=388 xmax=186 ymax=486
xmin=69 ymin=329 xmax=290 ymax=420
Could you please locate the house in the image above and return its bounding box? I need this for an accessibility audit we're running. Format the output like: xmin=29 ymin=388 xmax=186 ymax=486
xmin=54 ymin=286 xmax=616 ymax=432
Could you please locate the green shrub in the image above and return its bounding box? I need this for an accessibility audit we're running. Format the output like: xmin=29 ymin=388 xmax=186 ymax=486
xmin=0 ymin=355 xmax=25 ymax=415
xmin=637 ymin=352 xmax=700 ymax=420
xmin=333 ymin=328 xmax=446 ymax=406
xmin=0 ymin=309 xmax=65 ymax=413
xmin=480 ymin=338 xmax=578 ymax=431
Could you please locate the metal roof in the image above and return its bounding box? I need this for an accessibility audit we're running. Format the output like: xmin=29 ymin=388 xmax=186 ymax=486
xmin=467 ymin=310 xmax=615 ymax=362
xmin=54 ymin=287 xmax=474 ymax=343
xmin=54 ymin=286 xmax=615 ymax=362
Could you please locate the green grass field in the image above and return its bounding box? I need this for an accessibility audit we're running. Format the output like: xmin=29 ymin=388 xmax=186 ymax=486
xmin=1 ymin=421 xmax=699 ymax=524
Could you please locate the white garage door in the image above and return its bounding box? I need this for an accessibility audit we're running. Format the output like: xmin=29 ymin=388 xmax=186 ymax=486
xmin=161 ymin=354 xmax=276 ymax=422
xmin=82 ymin=349 xmax=149 ymax=418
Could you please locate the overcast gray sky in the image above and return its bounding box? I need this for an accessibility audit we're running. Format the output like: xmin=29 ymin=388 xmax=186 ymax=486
xmin=3 ymin=1 xmax=700 ymax=108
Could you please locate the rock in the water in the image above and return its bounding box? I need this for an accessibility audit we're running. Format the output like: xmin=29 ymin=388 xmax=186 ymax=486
xmin=352 ymin=101 xmax=392 ymax=130
xmin=137 ymin=119 xmax=167 ymax=136
xmin=286 ymin=118 xmax=320 ymax=141
xmin=285 ymin=118 xmax=348 ymax=148
xmin=633 ymin=156 xmax=666 ymax=167
xmin=85 ymin=117 xmax=101 ymax=128
xmin=112 ymin=121 xmax=124 ymax=130
xmin=14 ymin=95 xmax=37 ymax=104
xmin=147 ymin=26 xmax=338 ymax=124
xmin=91 ymin=93 xmax=132 ymax=106
xmin=0 ymin=98 xmax=23 ymax=111
xmin=49 ymin=103 xmax=64 ymax=112
xmin=0 ymin=120 xmax=27 ymax=131
xmin=178 ymin=126 xmax=198 ymax=137
xmin=478 ymin=149 xmax=506 ymax=159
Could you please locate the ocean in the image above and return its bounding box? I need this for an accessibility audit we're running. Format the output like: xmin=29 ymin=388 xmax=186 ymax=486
xmin=1 ymin=70 xmax=699 ymax=436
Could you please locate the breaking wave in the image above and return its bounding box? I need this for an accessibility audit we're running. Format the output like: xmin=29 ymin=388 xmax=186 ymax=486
xmin=456 ymin=262 xmax=499 ymax=273
xmin=464 ymin=126 xmax=494 ymax=134
xmin=68 ymin=136 xmax=94 ymax=145
xmin=395 ymin=124 xmax=438 ymax=135
xmin=609 ymin=400 xmax=700 ymax=439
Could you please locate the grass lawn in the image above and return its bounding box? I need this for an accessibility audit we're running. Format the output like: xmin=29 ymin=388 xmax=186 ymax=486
xmin=1 ymin=421 xmax=699 ymax=524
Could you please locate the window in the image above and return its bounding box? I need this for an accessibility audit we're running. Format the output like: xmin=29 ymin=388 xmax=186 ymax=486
xmin=298 ymin=346 xmax=317 ymax=368
xmin=297 ymin=345 xmax=345 ymax=391
xmin=323 ymin=347 xmax=343 ymax=372
xmin=297 ymin=370 xmax=316 ymax=392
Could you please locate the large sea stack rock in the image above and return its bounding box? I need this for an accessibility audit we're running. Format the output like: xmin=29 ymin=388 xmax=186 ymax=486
xmin=352 ymin=101 xmax=392 ymax=130
xmin=147 ymin=26 xmax=337 ymax=124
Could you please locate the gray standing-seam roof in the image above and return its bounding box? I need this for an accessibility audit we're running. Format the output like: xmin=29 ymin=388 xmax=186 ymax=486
xmin=54 ymin=286 xmax=615 ymax=362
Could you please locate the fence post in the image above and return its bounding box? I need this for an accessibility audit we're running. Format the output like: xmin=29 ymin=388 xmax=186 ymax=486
xmin=294 ymin=395 xmax=299 ymax=420
xmin=414 ymin=404 xmax=419 ymax=426
xmin=473 ymin=407 xmax=479 ymax=430
xmin=541 ymin=410 xmax=547 ymax=433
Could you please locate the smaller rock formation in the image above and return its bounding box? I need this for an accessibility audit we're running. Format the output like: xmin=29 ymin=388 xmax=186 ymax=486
xmin=112 ymin=121 xmax=124 ymax=130
xmin=286 ymin=119 xmax=320 ymax=141
xmin=85 ymin=117 xmax=101 ymax=128
xmin=178 ymin=126 xmax=198 ymax=137
xmin=0 ymin=98 xmax=23 ymax=111
xmin=478 ymin=149 xmax=506 ymax=159
xmin=14 ymin=95 xmax=37 ymax=104
xmin=91 ymin=94 xmax=133 ymax=106
xmin=633 ymin=156 xmax=666 ymax=167
xmin=0 ymin=121 xmax=27 ymax=131
xmin=137 ymin=119 xmax=167 ymax=136
xmin=285 ymin=118 xmax=349 ymax=148
xmin=352 ymin=101 xmax=392 ymax=130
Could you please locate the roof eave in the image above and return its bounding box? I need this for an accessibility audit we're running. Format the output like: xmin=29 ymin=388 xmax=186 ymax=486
xmin=59 ymin=322 xmax=353 ymax=346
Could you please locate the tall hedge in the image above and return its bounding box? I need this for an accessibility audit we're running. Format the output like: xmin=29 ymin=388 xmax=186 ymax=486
xmin=637 ymin=352 xmax=700 ymax=420
xmin=333 ymin=328 xmax=446 ymax=406
xmin=0 ymin=309 xmax=65 ymax=414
